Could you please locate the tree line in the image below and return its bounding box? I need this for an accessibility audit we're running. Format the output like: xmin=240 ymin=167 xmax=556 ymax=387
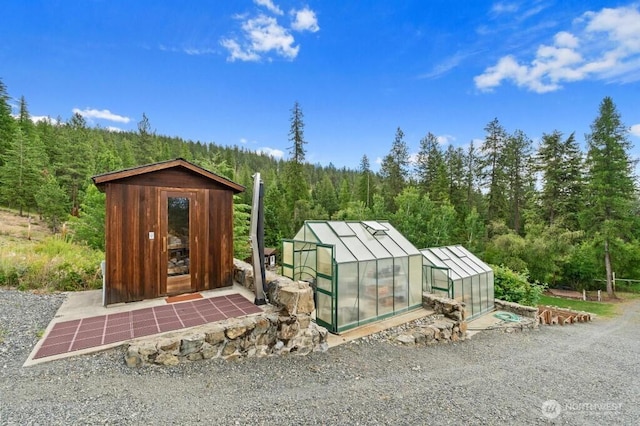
xmin=0 ymin=79 xmax=638 ymax=295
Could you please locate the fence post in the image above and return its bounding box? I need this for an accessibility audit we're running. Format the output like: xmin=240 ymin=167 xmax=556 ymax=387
xmin=597 ymin=290 xmax=601 ymax=302
xmin=582 ymin=289 xmax=586 ymax=301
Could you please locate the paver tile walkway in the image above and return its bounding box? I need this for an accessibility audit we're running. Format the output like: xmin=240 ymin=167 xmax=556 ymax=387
xmin=34 ymin=293 xmax=262 ymax=360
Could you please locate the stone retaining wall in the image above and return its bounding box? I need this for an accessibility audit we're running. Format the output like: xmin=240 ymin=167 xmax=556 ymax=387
xmin=415 ymin=293 xmax=467 ymax=342
xmin=494 ymin=299 xmax=539 ymax=319
xmin=125 ymin=261 xmax=328 ymax=367
xmin=490 ymin=299 xmax=539 ymax=332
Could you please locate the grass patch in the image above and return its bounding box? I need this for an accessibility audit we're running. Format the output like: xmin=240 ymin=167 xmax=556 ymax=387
xmin=0 ymin=235 xmax=104 ymax=291
xmin=538 ymin=294 xmax=617 ymax=317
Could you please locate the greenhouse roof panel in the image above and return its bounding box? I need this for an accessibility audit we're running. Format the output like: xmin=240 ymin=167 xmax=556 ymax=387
xmin=382 ymin=226 xmax=421 ymax=255
xmin=295 ymin=220 xmax=421 ymax=263
xmin=349 ymin=223 xmax=392 ymax=259
xmin=341 ymin=236 xmax=377 ymax=261
xmin=307 ymin=222 xmax=356 ymax=263
xmin=328 ymin=221 xmax=356 ymax=237
xmin=421 ymin=245 xmax=492 ymax=280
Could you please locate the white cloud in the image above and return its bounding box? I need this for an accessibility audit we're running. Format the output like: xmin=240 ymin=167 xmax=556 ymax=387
xmin=491 ymin=2 xmax=518 ymax=15
xmin=474 ymin=5 xmax=640 ymax=93
xmin=30 ymin=115 xmax=58 ymax=125
xmin=221 ymin=14 xmax=299 ymax=61
xmin=239 ymin=138 xmax=248 ymax=144
xmin=256 ymin=147 xmax=284 ymax=159
xmin=630 ymin=124 xmax=640 ymax=137
xmin=221 ymin=4 xmax=319 ymax=62
xmin=72 ymin=108 xmax=131 ymax=123
xmin=291 ymin=7 xmax=319 ymax=32
xmin=106 ymin=126 xmax=124 ymax=132
xmin=254 ymin=0 xmax=283 ymax=15
xmin=436 ymin=134 xmax=456 ymax=145
xmin=220 ymin=38 xmax=260 ymax=61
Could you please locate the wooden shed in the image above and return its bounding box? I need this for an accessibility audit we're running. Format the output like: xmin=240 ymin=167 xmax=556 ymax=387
xmin=92 ymin=158 xmax=245 ymax=305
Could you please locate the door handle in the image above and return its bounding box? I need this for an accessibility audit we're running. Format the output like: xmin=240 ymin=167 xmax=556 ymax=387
xmin=163 ymin=236 xmax=167 ymax=252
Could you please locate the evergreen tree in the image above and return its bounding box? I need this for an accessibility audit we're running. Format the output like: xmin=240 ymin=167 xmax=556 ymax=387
xmin=69 ymin=184 xmax=106 ymax=250
xmin=537 ymin=131 xmax=583 ymax=229
xmin=314 ymin=174 xmax=339 ymax=217
xmin=445 ymin=145 xmax=466 ymax=211
xmin=284 ymin=101 xmax=310 ymax=227
xmin=415 ymin=132 xmax=448 ymax=202
xmin=379 ymin=127 xmax=409 ymax=212
xmin=0 ymin=79 xmax=16 ymax=168
xmin=504 ymin=129 xmax=533 ymax=234
xmin=0 ymin=127 xmax=45 ymax=215
xmin=480 ymin=118 xmax=508 ymax=226
xmin=582 ymin=97 xmax=637 ymax=297
xmin=356 ymin=154 xmax=373 ymax=208
xmin=36 ymin=172 xmax=70 ymax=232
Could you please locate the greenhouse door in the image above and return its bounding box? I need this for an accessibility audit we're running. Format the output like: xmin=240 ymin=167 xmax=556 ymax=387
xmin=314 ymin=244 xmax=336 ymax=333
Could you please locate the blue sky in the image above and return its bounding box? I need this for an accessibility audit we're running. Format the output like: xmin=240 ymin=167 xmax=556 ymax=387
xmin=2 ymin=0 xmax=640 ymax=170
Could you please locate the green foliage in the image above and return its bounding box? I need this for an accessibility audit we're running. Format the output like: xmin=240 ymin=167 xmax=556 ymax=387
xmin=0 ymin=236 xmax=103 ymax=291
xmin=233 ymin=196 xmax=251 ymax=260
xmin=36 ymin=173 xmax=71 ymax=233
xmin=493 ymin=264 xmax=545 ymax=306
xmin=68 ymin=184 xmax=106 ymax=250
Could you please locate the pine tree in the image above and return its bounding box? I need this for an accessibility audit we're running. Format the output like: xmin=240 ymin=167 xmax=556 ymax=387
xmin=379 ymin=127 xmax=409 ymax=212
xmin=36 ymin=172 xmax=70 ymax=232
xmin=504 ymin=129 xmax=533 ymax=234
xmin=415 ymin=132 xmax=448 ymax=202
xmin=480 ymin=118 xmax=509 ymax=226
xmin=356 ymin=155 xmax=373 ymax=208
xmin=583 ymin=97 xmax=637 ymax=297
xmin=0 ymin=127 xmax=45 ymax=215
xmin=0 ymin=79 xmax=17 ymax=168
xmin=537 ymin=131 xmax=583 ymax=229
xmin=284 ymin=101 xmax=310 ymax=229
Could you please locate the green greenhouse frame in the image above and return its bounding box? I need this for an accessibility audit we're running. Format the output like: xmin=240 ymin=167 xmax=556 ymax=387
xmin=282 ymin=220 xmax=424 ymax=333
xmin=421 ymin=245 xmax=494 ymax=319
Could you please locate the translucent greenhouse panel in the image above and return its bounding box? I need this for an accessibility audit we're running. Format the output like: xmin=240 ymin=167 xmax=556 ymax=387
xmin=377 ymin=258 xmax=394 ymax=316
xmin=337 ymin=262 xmax=359 ymax=328
xmin=294 ymin=248 xmax=316 ymax=281
xmin=316 ymin=291 xmax=333 ymax=328
xmin=463 ymin=277 xmax=472 ymax=308
xmin=342 ymin=236 xmax=376 ymax=261
xmin=432 ymin=268 xmax=450 ymax=296
xmin=394 ymin=257 xmax=409 ymax=312
xmin=282 ymin=265 xmax=293 ymax=279
xmin=452 ymin=279 xmax=463 ymax=303
xmin=409 ymin=255 xmax=422 ymax=306
xmin=282 ymin=241 xmax=293 ymax=266
xmin=317 ymin=275 xmax=332 ymax=292
xmin=471 ymin=276 xmax=481 ymax=317
xmin=487 ymin=270 xmax=495 ymax=307
xmin=317 ymin=245 xmax=333 ymax=277
xmin=359 ymin=260 xmax=378 ymax=323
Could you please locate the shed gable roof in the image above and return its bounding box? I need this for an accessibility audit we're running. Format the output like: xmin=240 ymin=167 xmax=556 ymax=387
xmin=92 ymin=158 xmax=245 ymax=193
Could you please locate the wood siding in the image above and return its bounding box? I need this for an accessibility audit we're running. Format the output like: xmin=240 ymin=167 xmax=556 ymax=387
xmin=102 ymin=169 xmax=238 ymax=305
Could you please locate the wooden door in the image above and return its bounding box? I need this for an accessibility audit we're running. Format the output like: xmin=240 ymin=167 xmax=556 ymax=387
xmin=160 ymin=190 xmax=197 ymax=295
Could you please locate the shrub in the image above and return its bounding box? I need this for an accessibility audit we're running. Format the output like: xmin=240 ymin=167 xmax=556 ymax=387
xmin=493 ymin=264 xmax=546 ymax=306
xmin=0 ymin=236 xmax=103 ymax=291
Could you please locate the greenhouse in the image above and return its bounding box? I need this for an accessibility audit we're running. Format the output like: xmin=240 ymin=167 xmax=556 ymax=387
xmin=421 ymin=245 xmax=494 ymax=319
xmin=282 ymin=221 xmax=424 ymax=333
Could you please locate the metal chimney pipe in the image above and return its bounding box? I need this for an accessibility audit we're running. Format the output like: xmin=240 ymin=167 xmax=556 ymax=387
xmin=251 ymin=173 xmax=266 ymax=305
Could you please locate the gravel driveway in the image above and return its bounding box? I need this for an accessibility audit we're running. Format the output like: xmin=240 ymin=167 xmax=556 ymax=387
xmin=1 ymin=288 xmax=638 ymax=425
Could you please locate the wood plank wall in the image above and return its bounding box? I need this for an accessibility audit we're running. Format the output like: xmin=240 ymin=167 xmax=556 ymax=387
xmin=104 ymin=171 xmax=236 ymax=304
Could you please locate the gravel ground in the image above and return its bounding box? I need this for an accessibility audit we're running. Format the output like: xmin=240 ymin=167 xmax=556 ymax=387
xmin=1 ymin=288 xmax=638 ymax=425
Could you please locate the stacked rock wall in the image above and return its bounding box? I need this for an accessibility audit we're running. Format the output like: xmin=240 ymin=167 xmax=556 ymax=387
xmin=125 ymin=261 xmax=327 ymax=367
